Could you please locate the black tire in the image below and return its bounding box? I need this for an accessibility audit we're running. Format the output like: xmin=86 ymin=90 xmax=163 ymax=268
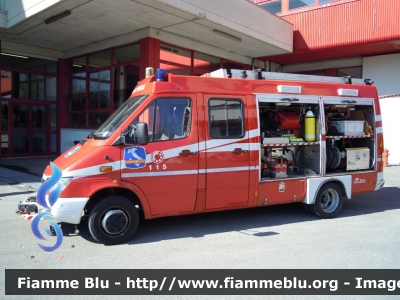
xmin=88 ymin=196 xmax=139 ymax=245
xmin=310 ymin=182 xmax=344 ymax=218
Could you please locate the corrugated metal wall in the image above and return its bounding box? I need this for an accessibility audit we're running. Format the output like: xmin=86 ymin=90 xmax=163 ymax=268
xmin=280 ymin=0 xmax=400 ymax=51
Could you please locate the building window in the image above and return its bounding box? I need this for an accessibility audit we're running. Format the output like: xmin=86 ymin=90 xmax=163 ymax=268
xmin=160 ymin=44 xmax=244 ymax=76
xmin=289 ymin=0 xmax=314 ymax=10
xmin=1 ymin=53 xmax=57 ymax=72
xmin=0 ymin=53 xmax=57 ymax=100
xmin=67 ymin=43 xmax=140 ymax=128
xmin=70 ymin=71 xmax=86 ymax=111
xmin=261 ymin=0 xmax=282 ymax=14
xmin=258 ymin=0 xmax=340 ymax=13
xmin=66 ymin=41 xmax=248 ymax=129
xmin=319 ymin=0 xmax=336 ymax=4
xmin=0 ymin=53 xmax=58 ymax=157
xmin=89 ymin=70 xmax=111 ymax=109
xmin=3 ymin=72 xmax=57 ymax=100
xmin=114 ymin=63 xmax=140 ymax=110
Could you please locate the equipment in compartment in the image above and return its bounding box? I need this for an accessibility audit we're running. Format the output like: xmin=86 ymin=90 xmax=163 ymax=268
xmin=261 ymin=160 xmax=270 ymax=177
xmin=263 ymin=146 xmax=314 ymax=177
xmin=325 ymin=137 xmax=372 ymax=172
xmin=266 ymin=158 xmax=288 ymax=178
xmin=259 ymin=104 xmax=318 ymax=142
xmin=304 ymin=110 xmax=316 ymax=142
xmin=262 ymin=148 xmax=293 ymax=179
xmin=346 ymin=148 xmax=370 ymax=170
xmin=328 ymin=120 xmax=365 ymax=135
xmin=259 ymin=109 xmax=303 ymax=137
xmin=263 ymin=137 xmax=290 ymax=144
xmin=326 ymin=140 xmax=341 ymax=171
xmin=260 ymin=110 xmax=280 ymax=131
xmin=277 ymin=111 xmax=300 ymax=130
xmin=283 ymin=134 xmax=303 ymax=142
xmin=338 ymin=150 xmax=347 ymax=170
xmin=295 ymin=145 xmax=320 ymax=175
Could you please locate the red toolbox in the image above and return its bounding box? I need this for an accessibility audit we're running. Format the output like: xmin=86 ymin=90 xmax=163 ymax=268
xmin=266 ymin=159 xmax=288 ymax=178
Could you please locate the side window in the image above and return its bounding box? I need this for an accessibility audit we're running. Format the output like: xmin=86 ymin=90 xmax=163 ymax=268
xmin=130 ymin=98 xmax=191 ymax=142
xmin=132 ymin=101 xmax=157 ymax=142
xmin=209 ymin=99 xmax=244 ymax=138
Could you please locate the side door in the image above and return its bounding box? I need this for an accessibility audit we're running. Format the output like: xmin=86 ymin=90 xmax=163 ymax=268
xmin=204 ymin=95 xmax=250 ymax=210
xmin=322 ymin=96 xmax=377 ymax=193
xmin=121 ymin=96 xmax=199 ymax=215
xmin=10 ymin=102 xmax=50 ymax=157
xmin=257 ymin=94 xmax=320 ymax=205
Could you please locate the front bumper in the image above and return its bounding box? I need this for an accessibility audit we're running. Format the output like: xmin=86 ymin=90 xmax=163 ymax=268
xmin=50 ymin=197 xmax=89 ymax=224
xmin=17 ymin=195 xmax=88 ymax=224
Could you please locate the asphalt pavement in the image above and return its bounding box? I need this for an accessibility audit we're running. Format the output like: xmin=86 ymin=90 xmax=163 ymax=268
xmin=0 ymin=155 xmax=57 ymax=181
xmin=0 ymin=157 xmax=400 ymax=300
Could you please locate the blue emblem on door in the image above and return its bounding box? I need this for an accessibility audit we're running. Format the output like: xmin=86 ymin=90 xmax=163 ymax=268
xmin=124 ymin=146 xmax=146 ymax=169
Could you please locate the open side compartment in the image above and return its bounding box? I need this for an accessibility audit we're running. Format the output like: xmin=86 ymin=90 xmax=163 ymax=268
xmin=323 ymin=98 xmax=376 ymax=174
xmin=258 ymin=96 xmax=322 ymax=181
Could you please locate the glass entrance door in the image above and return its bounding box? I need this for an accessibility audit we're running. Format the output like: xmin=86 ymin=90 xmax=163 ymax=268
xmin=11 ymin=103 xmax=49 ymax=157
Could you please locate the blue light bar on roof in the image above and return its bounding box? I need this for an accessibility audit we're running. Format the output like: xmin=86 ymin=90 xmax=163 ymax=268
xmin=156 ymin=69 xmax=167 ymax=82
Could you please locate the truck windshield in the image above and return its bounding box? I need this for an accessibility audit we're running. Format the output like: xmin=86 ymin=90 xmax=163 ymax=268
xmin=93 ymin=95 xmax=149 ymax=139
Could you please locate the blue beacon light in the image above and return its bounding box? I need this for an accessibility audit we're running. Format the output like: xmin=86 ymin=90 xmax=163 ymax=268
xmin=156 ymin=68 xmax=167 ymax=81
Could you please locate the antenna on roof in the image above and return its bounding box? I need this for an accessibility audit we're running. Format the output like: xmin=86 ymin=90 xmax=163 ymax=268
xmin=160 ymin=46 xmax=177 ymax=67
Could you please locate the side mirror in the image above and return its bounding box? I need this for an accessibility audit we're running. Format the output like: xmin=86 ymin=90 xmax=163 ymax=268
xmin=136 ymin=122 xmax=148 ymax=145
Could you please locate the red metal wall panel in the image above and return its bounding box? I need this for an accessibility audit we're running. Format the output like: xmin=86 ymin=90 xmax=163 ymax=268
xmin=262 ymin=0 xmax=400 ymax=64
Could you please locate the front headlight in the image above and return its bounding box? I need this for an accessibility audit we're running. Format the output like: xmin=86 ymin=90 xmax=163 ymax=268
xmin=57 ymin=177 xmax=73 ymax=192
xmin=48 ymin=177 xmax=73 ymax=193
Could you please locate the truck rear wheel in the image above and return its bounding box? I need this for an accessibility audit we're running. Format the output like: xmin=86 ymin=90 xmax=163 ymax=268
xmin=310 ymin=182 xmax=343 ymax=218
xmin=88 ymin=196 xmax=139 ymax=245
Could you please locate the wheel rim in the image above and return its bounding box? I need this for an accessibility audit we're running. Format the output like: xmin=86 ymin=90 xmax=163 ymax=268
xmin=101 ymin=209 xmax=128 ymax=235
xmin=320 ymin=188 xmax=339 ymax=213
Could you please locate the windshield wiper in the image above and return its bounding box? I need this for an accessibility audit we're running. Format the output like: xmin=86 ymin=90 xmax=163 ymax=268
xmin=87 ymin=132 xmax=95 ymax=139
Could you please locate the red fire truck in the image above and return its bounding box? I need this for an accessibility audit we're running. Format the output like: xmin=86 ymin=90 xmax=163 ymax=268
xmin=19 ymin=68 xmax=384 ymax=245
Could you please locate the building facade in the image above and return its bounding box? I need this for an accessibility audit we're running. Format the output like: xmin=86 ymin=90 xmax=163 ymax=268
xmin=0 ymin=0 xmax=292 ymax=158
xmin=0 ymin=0 xmax=399 ymax=162
xmin=254 ymin=0 xmax=400 ymax=164
xmin=255 ymin=0 xmax=400 ymax=97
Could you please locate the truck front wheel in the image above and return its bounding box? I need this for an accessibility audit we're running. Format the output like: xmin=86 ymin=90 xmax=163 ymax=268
xmin=88 ymin=196 xmax=139 ymax=245
xmin=310 ymin=182 xmax=344 ymax=218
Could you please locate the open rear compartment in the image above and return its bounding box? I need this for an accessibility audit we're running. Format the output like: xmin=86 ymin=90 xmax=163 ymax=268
xmin=258 ymin=96 xmax=322 ymax=181
xmin=324 ymin=98 xmax=376 ymax=175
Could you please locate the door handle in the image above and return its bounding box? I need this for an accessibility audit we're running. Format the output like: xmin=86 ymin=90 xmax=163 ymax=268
xmin=179 ymin=150 xmax=197 ymax=156
xmin=232 ymin=148 xmax=248 ymax=154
